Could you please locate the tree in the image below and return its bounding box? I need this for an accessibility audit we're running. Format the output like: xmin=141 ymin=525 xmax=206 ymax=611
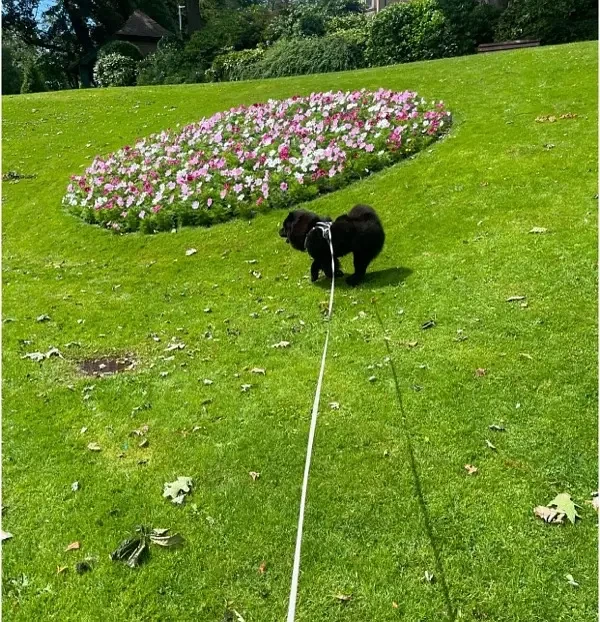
xmin=2 ymin=0 xmax=177 ymax=87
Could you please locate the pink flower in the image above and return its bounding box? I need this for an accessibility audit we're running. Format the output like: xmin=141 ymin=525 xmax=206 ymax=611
xmin=280 ymin=182 xmax=288 ymax=191
xmin=207 ymin=197 xmax=213 ymax=207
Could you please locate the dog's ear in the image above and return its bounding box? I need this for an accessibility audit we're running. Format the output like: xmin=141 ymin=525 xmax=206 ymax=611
xmin=288 ymin=211 xmax=318 ymax=251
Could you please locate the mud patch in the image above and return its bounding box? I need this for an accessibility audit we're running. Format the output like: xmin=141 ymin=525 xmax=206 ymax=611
xmin=78 ymin=356 xmax=136 ymax=377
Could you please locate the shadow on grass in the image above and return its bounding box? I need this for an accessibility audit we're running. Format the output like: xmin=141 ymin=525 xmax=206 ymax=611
xmin=313 ymin=266 xmax=413 ymax=290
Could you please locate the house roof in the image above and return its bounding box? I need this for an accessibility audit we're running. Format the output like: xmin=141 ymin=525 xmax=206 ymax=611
xmin=115 ymin=10 xmax=173 ymax=40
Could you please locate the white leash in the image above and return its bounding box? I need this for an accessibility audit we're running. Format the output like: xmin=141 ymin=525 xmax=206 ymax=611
xmin=286 ymin=223 xmax=335 ymax=622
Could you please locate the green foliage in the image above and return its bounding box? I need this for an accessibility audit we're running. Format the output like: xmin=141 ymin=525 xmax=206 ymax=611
xmin=326 ymin=12 xmax=368 ymax=33
xmin=242 ymin=32 xmax=366 ymax=80
xmin=266 ymin=0 xmax=364 ymax=42
xmin=98 ymin=40 xmax=143 ymax=62
xmin=93 ymin=53 xmax=137 ymax=87
xmin=207 ymin=47 xmax=265 ymax=82
xmin=20 ymin=61 xmax=46 ymax=94
xmin=495 ymin=0 xmax=598 ymax=44
xmin=365 ymin=0 xmax=455 ymax=67
xmin=137 ymin=40 xmax=203 ymax=85
xmin=1 ymin=45 xmax=23 ymax=95
xmin=184 ymin=5 xmax=271 ymax=71
xmin=437 ymin=0 xmax=501 ymax=54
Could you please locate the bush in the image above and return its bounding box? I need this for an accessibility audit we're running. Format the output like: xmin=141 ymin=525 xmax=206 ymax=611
xmin=21 ymin=61 xmax=46 ymax=94
xmin=208 ymin=48 xmax=265 ymax=82
xmin=93 ymin=53 xmax=137 ymax=87
xmin=366 ymin=0 xmax=455 ymax=67
xmin=326 ymin=12 xmax=368 ymax=33
xmin=437 ymin=0 xmax=500 ymax=54
xmin=243 ymin=33 xmax=367 ymax=80
xmin=2 ymin=45 xmax=22 ymax=95
xmin=98 ymin=40 xmax=143 ymax=62
xmin=495 ymin=0 xmax=598 ymax=44
xmin=137 ymin=42 xmax=202 ymax=85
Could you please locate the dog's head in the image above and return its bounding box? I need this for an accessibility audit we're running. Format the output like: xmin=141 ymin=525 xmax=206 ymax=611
xmin=279 ymin=210 xmax=321 ymax=251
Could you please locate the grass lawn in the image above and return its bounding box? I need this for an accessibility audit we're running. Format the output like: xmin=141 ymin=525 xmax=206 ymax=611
xmin=2 ymin=41 xmax=597 ymax=621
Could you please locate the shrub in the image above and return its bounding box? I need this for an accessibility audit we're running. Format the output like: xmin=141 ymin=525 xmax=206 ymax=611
xmin=437 ymin=0 xmax=500 ymax=54
xmin=98 ymin=40 xmax=143 ymax=62
xmin=63 ymin=89 xmax=452 ymax=233
xmin=366 ymin=0 xmax=456 ymax=67
xmin=20 ymin=61 xmax=46 ymax=94
xmin=326 ymin=12 xmax=369 ymax=33
xmin=243 ymin=33 xmax=367 ymax=80
xmin=93 ymin=53 xmax=137 ymax=87
xmin=208 ymin=48 xmax=265 ymax=82
xmin=2 ymin=45 xmax=22 ymax=95
xmin=495 ymin=0 xmax=598 ymax=44
xmin=137 ymin=42 xmax=201 ymax=85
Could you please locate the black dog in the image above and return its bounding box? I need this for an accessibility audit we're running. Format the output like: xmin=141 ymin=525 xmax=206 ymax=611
xmin=279 ymin=204 xmax=385 ymax=286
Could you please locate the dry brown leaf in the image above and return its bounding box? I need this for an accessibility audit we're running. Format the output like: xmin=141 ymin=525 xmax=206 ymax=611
xmin=65 ymin=541 xmax=80 ymax=552
xmin=258 ymin=561 xmax=267 ymax=574
xmin=87 ymin=442 xmax=101 ymax=452
xmin=392 ymin=601 xmax=399 ymax=609
xmin=534 ymin=505 xmax=565 ymax=524
xmin=475 ymin=368 xmax=487 ymax=377
xmin=335 ymin=594 xmax=352 ymax=602
xmin=464 ymin=464 xmax=478 ymax=475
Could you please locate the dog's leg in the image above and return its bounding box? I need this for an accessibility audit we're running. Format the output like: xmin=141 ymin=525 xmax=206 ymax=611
xmin=334 ymin=257 xmax=344 ymax=278
xmin=346 ymin=253 xmax=369 ymax=286
xmin=310 ymin=260 xmax=321 ymax=282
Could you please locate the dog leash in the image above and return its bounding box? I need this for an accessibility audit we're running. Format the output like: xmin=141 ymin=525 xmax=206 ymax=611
xmin=287 ymin=222 xmax=335 ymax=622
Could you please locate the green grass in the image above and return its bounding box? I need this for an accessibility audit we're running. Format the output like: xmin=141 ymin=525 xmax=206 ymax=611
xmin=2 ymin=42 xmax=597 ymax=622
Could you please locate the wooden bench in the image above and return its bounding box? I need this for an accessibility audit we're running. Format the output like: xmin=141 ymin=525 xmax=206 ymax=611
xmin=477 ymin=39 xmax=541 ymax=53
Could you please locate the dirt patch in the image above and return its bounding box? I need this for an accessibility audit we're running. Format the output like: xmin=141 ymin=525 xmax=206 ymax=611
xmin=78 ymin=356 xmax=136 ymax=377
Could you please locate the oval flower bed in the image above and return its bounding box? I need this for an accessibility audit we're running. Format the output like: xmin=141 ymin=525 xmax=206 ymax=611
xmin=63 ymin=89 xmax=452 ymax=233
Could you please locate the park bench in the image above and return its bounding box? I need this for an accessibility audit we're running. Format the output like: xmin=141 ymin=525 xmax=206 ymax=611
xmin=477 ymin=39 xmax=541 ymax=53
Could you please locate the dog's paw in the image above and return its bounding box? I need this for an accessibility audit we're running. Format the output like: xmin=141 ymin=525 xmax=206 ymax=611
xmin=346 ymin=274 xmax=361 ymax=287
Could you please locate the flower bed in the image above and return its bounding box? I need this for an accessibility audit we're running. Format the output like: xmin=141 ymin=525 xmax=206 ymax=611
xmin=63 ymin=89 xmax=452 ymax=233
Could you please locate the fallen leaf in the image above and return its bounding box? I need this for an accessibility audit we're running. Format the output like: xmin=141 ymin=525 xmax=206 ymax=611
xmin=258 ymin=561 xmax=267 ymax=574
xmin=330 ymin=402 xmax=340 ymax=410
xmin=56 ymin=566 xmax=68 ymax=574
xmin=506 ymin=295 xmax=526 ymax=302
xmin=271 ymin=341 xmax=290 ymax=348
xmin=163 ymin=476 xmax=193 ymax=504
xmin=559 ymin=112 xmax=578 ymax=119
xmin=392 ymin=601 xmax=399 ymax=609
xmin=71 ymin=481 xmax=79 ymax=492
xmin=165 ymin=342 xmax=185 ymax=351
xmin=368 ymin=376 xmax=377 ymax=382
xmin=149 ymin=528 xmax=184 ymax=548
xmin=475 ymin=368 xmax=487 ymax=377
xmin=185 ymin=248 xmax=197 ymax=256
xmin=1 ymin=530 xmax=13 ymax=541
xmin=251 ymin=271 xmax=262 ymax=279
xmin=36 ymin=314 xmax=51 ymax=322
xmin=203 ymin=378 xmax=214 ymax=385
xmin=76 ymin=561 xmax=92 ymax=574
xmin=423 ymin=571 xmax=436 ymax=583
xmin=421 ymin=320 xmax=436 ymax=330
xmin=566 ymin=574 xmax=579 ymax=588
xmin=110 ymin=536 xmax=148 ymax=568
xmin=485 ymin=440 xmax=497 ymax=451
xmin=548 ymin=493 xmax=580 ymax=524
xmin=249 ymin=471 xmax=260 ymax=481
xmin=334 ymin=593 xmax=352 ymax=602
xmin=534 ymin=505 xmax=565 ymax=524
xmin=65 ymin=541 xmax=80 ymax=552
xmin=87 ymin=442 xmax=101 ymax=452
xmin=250 ymin=368 xmax=266 ymax=375
xmin=464 ymin=464 xmax=478 ymax=475
xmin=592 ymin=495 xmax=599 ymax=512
xmin=241 ymin=384 xmax=252 ymax=392
xmin=488 ymin=424 xmax=505 ymax=432
xmin=529 ymin=227 xmax=548 ymax=234
xmin=139 ymin=439 xmax=149 ymax=448
xmin=22 ymin=351 xmax=45 ymax=362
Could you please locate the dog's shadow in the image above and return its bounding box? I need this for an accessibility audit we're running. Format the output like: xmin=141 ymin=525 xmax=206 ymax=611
xmin=314 ymin=266 xmax=412 ymax=290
